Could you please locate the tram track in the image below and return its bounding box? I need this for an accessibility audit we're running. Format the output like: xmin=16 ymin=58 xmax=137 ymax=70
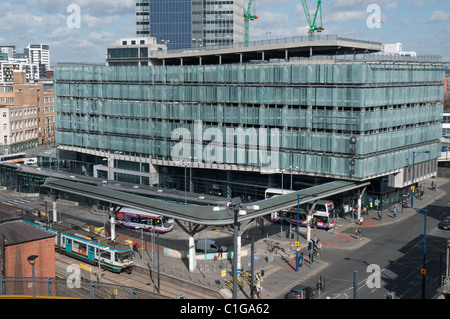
xmin=55 ymin=254 xmax=216 ymax=299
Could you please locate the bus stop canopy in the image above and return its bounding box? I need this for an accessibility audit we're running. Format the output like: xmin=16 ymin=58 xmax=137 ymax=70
xmin=43 ymin=177 xmax=370 ymax=226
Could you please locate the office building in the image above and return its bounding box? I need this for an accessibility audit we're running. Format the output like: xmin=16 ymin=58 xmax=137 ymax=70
xmin=55 ymin=36 xmax=444 ymax=208
xmin=52 ymin=36 xmax=445 ymax=208
xmin=135 ymin=0 xmax=244 ymax=49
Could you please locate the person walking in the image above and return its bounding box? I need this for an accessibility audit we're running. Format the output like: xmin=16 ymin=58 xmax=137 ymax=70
xmin=393 ymin=205 xmax=397 ymax=218
xmin=431 ymin=181 xmax=436 ymax=191
xmin=357 ymin=227 xmax=362 ymax=240
xmin=377 ymin=210 xmax=382 ymax=221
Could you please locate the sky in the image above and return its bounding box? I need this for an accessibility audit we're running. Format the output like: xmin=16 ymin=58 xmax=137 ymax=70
xmin=0 ymin=0 xmax=449 ymax=64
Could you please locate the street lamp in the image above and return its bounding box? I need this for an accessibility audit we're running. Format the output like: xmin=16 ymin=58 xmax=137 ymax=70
xmin=412 ymin=208 xmax=427 ymax=299
xmin=230 ymin=197 xmax=246 ymax=299
xmin=27 ymin=255 xmax=39 ymax=299
xmin=411 ymin=151 xmax=430 ymax=208
xmin=296 ymin=193 xmax=317 ymax=272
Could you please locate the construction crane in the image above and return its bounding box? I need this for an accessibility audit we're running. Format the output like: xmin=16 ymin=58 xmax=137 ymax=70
xmin=301 ymin=0 xmax=324 ymax=39
xmin=244 ymin=0 xmax=258 ymax=43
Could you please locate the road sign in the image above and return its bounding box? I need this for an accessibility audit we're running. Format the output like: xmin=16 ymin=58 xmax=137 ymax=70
xmin=420 ymin=268 xmax=426 ymax=275
xmin=295 ymin=241 xmax=300 ymax=247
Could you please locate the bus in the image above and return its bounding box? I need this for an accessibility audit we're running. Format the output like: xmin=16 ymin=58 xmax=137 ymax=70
xmin=265 ymin=188 xmax=336 ymax=230
xmin=0 ymin=152 xmax=26 ymax=164
xmin=114 ymin=207 xmax=174 ymax=233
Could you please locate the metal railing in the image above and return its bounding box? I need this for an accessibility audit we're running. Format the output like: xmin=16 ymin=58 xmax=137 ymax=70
xmin=0 ymin=275 xmax=169 ymax=299
xmin=150 ymin=35 xmax=381 ymax=56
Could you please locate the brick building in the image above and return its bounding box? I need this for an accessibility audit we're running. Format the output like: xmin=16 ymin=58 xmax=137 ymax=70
xmin=0 ymin=211 xmax=55 ymax=279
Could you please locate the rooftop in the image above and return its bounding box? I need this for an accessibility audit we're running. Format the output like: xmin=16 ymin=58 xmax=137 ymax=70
xmin=107 ymin=35 xmax=383 ymax=66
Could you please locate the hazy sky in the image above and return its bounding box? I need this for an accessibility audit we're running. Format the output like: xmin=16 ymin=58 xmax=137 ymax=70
xmin=0 ymin=0 xmax=449 ymax=63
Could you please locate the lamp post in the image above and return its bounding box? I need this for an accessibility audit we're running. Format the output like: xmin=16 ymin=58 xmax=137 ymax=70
xmin=413 ymin=208 xmax=427 ymax=299
xmin=230 ymin=197 xmax=246 ymax=299
xmin=411 ymin=151 xmax=430 ymax=208
xmin=27 ymin=255 xmax=39 ymax=299
xmin=296 ymin=193 xmax=317 ymax=272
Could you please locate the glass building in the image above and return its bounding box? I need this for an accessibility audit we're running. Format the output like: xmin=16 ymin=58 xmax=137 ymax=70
xmin=136 ymin=0 xmax=244 ymax=50
xmin=52 ymin=38 xmax=445 ymax=209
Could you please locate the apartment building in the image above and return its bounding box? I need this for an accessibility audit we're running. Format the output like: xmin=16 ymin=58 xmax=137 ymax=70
xmin=0 ymin=71 xmax=55 ymax=147
xmin=0 ymin=104 xmax=38 ymax=155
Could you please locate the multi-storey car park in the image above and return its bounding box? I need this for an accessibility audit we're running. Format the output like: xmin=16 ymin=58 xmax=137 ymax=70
xmin=48 ymin=35 xmax=445 ymax=213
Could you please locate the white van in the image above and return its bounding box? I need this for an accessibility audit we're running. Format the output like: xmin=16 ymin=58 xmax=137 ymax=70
xmin=25 ymin=158 xmax=37 ymax=165
xmin=196 ymin=239 xmax=227 ymax=253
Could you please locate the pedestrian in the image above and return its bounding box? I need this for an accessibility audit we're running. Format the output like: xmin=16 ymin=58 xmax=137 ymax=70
xmin=393 ymin=205 xmax=397 ymax=218
xmin=356 ymin=227 xmax=362 ymax=240
xmin=419 ymin=189 xmax=424 ymax=200
xmin=298 ymin=252 xmax=304 ymax=267
xmin=270 ymin=241 xmax=274 ymax=252
xmin=133 ymin=242 xmax=141 ymax=258
xmin=431 ymin=181 xmax=436 ymax=191
xmin=218 ymin=247 xmax=223 ymax=259
xmin=377 ymin=210 xmax=382 ymax=221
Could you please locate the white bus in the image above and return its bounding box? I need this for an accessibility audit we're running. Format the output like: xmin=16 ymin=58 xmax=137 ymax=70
xmin=265 ymin=188 xmax=336 ymax=230
xmin=114 ymin=207 xmax=174 ymax=233
xmin=0 ymin=152 xmax=26 ymax=164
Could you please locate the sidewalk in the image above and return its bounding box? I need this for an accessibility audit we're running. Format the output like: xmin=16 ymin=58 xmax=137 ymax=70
xmin=130 ymin=177 xmax=448 ymax=299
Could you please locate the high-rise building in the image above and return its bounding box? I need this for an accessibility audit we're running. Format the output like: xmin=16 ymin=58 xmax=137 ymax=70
xmin=135 ymin=0 xmax=244 ymax=50
xmin=25 ymin=44 xmax=50 ymax=78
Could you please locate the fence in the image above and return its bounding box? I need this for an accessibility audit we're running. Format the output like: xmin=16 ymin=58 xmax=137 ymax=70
xmin=0 ymin=271 xmax=169 ymax=299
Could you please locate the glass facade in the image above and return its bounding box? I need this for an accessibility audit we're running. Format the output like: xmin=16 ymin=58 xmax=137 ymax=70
xmin=54 ymin=61 xmax=445 ymax=181
xmin=149 ymin=0 xmax=192 ymax=49
xmin=136 ymin=0 xmax=244 ymax=49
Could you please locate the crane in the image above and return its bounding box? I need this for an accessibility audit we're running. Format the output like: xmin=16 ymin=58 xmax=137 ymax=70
xmin=244 ymin=0 xmax=258 ymax=43
xmin=301 ymin=0 xmax=324 ymax=39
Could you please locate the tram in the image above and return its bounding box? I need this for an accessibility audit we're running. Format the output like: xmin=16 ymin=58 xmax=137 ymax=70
xmin=25 ymin=219 xmax=134 ymax=274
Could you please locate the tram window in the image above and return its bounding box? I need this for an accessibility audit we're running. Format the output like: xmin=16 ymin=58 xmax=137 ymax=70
xmin=116 ymin=251 xmax=132 ymax=262
xmin=100 ymin=251 xmax=111 ymax=260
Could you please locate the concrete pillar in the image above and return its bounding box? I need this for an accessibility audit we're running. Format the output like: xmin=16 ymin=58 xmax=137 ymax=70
xmin=306 ymin=213 xmax=311 ymax=243
xmin=52 ymin=200 xmax=57 ymax=223
xmin=357 ymin=197 xmax=362 ymax=221
xmin=110 ymin=209 xmax=116 ymax=242
xmin=189 ymin=235 xmax=196 ymax=272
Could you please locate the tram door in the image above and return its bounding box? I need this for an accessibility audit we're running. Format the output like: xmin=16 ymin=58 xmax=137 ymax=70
xmin=88 ymin=246 xmax=95 ymax=261
xmin=66 ymin=238 xmax=72 ymax=253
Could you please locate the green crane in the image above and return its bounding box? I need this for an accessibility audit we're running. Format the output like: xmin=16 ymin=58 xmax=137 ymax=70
xmin=301 ymin=0 xmax=324 ymax=39
xmin=244 ymin=0 xmax=258 ymax=43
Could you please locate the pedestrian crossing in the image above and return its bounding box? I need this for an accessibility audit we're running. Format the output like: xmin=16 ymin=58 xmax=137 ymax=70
xmin=2 ymin=198 xmax=32 ymax=207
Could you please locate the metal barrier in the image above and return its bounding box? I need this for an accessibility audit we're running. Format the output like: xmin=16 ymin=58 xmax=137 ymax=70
xmin=0 ymin=275 xmax=170 ymax=299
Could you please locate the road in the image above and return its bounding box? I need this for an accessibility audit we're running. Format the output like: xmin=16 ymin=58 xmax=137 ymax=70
xmin=1 ymin=181 xmax=449 ymax=299
xmin=300 ymin=184 xmax=450 ymax=299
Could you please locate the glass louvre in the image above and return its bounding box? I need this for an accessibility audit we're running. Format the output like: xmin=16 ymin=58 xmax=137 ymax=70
xmin=54 ymin=61 xmax=444 ymax=180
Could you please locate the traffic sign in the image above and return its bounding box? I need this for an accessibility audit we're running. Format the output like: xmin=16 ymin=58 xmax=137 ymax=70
xmin=295 ymin=241 xmax=300 ymax=247
xmin=420 ymin=268 xmax=426 ymax=275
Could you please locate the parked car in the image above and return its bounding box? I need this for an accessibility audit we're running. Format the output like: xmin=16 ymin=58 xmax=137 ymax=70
xmin=196 ymin=239 xmax=227 ymax=253
xmin=285 ymin=285 xmax=316 ymax=299
xmin=438 ymin=216 xmax=450 ymax=230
